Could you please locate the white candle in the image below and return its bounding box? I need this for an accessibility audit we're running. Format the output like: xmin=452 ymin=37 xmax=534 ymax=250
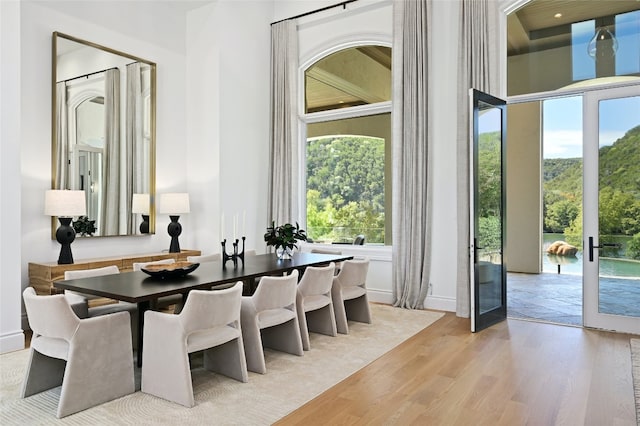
xmin=242 ymin=210 xmax=246 ymax=237
xmin=221 ymin=213 xmax=225 ymax=241
xmin=233 ymin=215 xmax=237 ymax=241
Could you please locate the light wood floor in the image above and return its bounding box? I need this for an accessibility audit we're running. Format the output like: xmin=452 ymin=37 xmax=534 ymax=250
xmin=276 ymin=313 xmax=638 ymax=425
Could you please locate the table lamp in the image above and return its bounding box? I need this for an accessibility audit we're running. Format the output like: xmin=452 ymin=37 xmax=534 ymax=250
xmin=159 ymin=193 xmax=190 ymax=253
xmin=132 ymin=193 xmax=150 ymax=234
xmin=44 ymin=189 xmax=87 ymax=264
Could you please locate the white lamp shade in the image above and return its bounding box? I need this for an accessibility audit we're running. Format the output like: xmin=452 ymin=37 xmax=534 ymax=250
xmin=44 ymin=190 xmax=87 ymax=217
xmin=159 ymin=193 xmax=190 ymax=215
xmin=132 ymin=193 xmax=150 ymax=214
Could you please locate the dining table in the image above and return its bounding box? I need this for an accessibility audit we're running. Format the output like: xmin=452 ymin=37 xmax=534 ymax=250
xmin=53 ymin=252 xmax=353 ymax=366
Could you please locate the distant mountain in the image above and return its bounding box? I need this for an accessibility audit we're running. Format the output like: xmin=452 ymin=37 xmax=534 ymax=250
xmin=545 ymin=125 xmax=640 ymax=197
xmin=599 ymin=125 xmax=640 ymax=194
xmin=543 ymin=158 xmax=581 ymax=182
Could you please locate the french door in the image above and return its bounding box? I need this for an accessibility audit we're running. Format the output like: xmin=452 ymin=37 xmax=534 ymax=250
xmin=470 ymin=89 xmax=507 ymax=332
xmin=583 ymin=85 xmax=640 ymax=334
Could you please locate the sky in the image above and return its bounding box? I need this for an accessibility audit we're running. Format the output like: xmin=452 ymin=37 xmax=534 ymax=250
xmin=476 ymin=94 xmax=639 ymax=160
xmin=543 ymin=94 xmax=640 ymax=159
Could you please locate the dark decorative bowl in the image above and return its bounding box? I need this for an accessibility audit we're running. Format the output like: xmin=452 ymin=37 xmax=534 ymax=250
xmin=141 ymin=261 xmax=200 ymax=279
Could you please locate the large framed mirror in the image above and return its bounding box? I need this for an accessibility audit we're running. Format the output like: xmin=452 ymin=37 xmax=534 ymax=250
xmin=52 ymin=32 xmax=156 ymax=237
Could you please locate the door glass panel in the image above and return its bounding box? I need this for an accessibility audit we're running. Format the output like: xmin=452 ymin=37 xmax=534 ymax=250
xmin=597 ymin=95 xmax=640 ymax=317
xmin=477 ymin=103 xmax=504 ymax=315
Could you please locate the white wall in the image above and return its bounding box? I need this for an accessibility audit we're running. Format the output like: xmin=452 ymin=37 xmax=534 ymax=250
xmin=0 ymin=0 xmax=26 ymax=353
xmin=427 ymin=0 xmax=461 ymax=311
xmin=185 ymin=1 xmax=272 ymax=256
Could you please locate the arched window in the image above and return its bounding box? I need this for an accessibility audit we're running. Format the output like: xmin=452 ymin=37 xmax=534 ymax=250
xmin=303 ymin=45 xmax=392 ymax=245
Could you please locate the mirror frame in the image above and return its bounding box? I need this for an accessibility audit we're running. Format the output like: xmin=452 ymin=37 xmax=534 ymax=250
xmin=51 ymin=31 xmax=156 ymax=237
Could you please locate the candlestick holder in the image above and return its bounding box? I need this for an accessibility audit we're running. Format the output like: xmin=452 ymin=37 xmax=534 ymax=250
xmin=221 ymin=236 xmax=245 ymax=268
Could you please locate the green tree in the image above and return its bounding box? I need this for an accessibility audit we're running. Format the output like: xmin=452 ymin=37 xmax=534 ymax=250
xmin=306 ymin=135 xmax=386 ymax=243
xmin=479 ymin=216 xmax=501 ymax=252
xmin=545 ymin=198 xmax=579 ymax=233
xmin=477 ymin=132 xmax=502 ymax=217
xmin=599 ymin=187 xmax=640 ymax=235
xmin=627 ymin=233 xmax=640 ymax=260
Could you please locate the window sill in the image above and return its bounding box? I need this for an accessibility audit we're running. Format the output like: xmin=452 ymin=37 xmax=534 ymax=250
xmin=301 ymin=242 xmax=392 ymax=262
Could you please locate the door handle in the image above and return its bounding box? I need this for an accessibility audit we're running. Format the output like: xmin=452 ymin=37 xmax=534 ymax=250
xmin=473 ymin=238 xmax=484 ymax=264
xmin=588 ymin=236 xmax=622 ymax=262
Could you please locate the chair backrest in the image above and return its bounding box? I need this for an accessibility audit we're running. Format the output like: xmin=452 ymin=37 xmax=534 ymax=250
xmin=335 ymin=258 xmax=369 ymax=289
xmin=64 ymin=266 xmax=120 ymax=300
xmin=353 ymin=235 xmax=365 ymax=245
xmin=298 ymin=263 xmax=335 ymax=297
xmin=179 ymin=282 xmax=243 ymax=333
xmin=252 ymin=270 xmax=299 ymax=312
xmin=64 ymin=265 xmax=120 ymax=280
xmin=132 ymin=258 xmax=175 ymax=272
xmin=310 ymin=248 xmax=342 ymax=256
xmin=186 ymin=253 xmax=221 ymax=263
xmin=22 ymin=287 xmax=79 ymax=341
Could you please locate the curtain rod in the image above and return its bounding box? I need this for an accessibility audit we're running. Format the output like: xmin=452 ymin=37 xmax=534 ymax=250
xmin=59 ymin=66 xmax=118 ymax=84
xmin=270 ymin=0 xmax=358 ymax=26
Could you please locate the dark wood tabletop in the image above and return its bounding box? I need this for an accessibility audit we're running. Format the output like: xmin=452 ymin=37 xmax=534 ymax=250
xmin=53 ymin=252 xmax=353 ymax=303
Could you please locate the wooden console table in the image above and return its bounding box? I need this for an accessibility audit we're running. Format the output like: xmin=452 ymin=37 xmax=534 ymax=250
xmin=28 ymin=249 xmax=201 ymax=299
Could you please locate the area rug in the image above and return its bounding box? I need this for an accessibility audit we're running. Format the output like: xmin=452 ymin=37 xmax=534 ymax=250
xmin=0 ymin=304 xmax=443 ymax=425
xmin=632 ymin=338 xmax=640 ymax=425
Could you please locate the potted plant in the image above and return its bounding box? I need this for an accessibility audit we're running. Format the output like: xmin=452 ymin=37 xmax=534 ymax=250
xmin=72 ymin=216 xmax=97 ymax=237
xmin=264 ymin=221 xmax=307 ymax=259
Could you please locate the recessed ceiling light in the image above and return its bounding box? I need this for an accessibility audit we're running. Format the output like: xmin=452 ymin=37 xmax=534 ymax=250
xmin=554 ymin=13 xmax=562 ymax=18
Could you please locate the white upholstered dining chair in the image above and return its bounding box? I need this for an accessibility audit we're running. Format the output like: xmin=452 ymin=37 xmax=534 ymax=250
xmin=296 ymin=262 xmax=337 ymax=350
xmin=21 ymin=287 xmax=135 ymax=418
xmin=240 ymin=270 xmax=303 ymax=374
xmin=331 ymin=258 xmax=372 ymax=334
xmin=141 ymin=282 xmax=247 ymax=407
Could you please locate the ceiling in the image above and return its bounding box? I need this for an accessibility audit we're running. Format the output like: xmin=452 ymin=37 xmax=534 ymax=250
xmin=305 ymin=46 xmax=392 ymax=113
xmin=508 ymin=0 xmax=640 ymax=55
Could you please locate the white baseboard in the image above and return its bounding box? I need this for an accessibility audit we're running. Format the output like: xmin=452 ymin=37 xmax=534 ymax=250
xmin=368 ymin=290 xmax=456 ymax=312
xmin=368 ymin=289 xmax=393 ymax=304
xmin=424 ymin=295 xmax=456 ymax=312
xmin=0 ymin=330 xmax=25 ymax=354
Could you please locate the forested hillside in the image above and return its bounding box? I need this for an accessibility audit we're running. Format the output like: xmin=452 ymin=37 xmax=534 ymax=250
xmin=543 ymin=125 xmax=640 ymax=257
xmin=306 ymin=135 xmax=386 ymax=243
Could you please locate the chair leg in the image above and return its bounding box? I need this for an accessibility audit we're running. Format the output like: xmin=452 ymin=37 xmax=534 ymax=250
xmin=306 ymin=304 xmax=337 ymax=338
xmin=332 ymin=296 xmax=349 ymax=334
xmin=261 ymin=318 xmax=304 ymax=357
xmin=142 ymin=314 xmax=193 ymax=407
xmin=20 ymin=349 xmax=65 ymax=398
xmin=345 ymin=296 xmax=372 ymax=324
xmin=242 ymin=322 xmax=267 ymax=374
xmin=298 ymin=305 xmax=311 ymax=351
xmin=203 ymin=337 xmax=248 ymax=383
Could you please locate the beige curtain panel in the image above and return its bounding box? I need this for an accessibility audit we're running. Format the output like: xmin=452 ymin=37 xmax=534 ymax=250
xmin=268 ymin=20 xmax=300 ymax=227
xmin=391 ymin=0 xmax=433 ymax=309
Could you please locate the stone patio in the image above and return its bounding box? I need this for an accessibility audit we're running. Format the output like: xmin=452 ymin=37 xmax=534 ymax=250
xmin=507 ymin=272 xmax=640 ymax=326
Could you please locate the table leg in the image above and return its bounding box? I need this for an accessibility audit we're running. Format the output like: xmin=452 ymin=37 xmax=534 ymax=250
xmin=137 ymin=300 xmax=150 ymax=368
